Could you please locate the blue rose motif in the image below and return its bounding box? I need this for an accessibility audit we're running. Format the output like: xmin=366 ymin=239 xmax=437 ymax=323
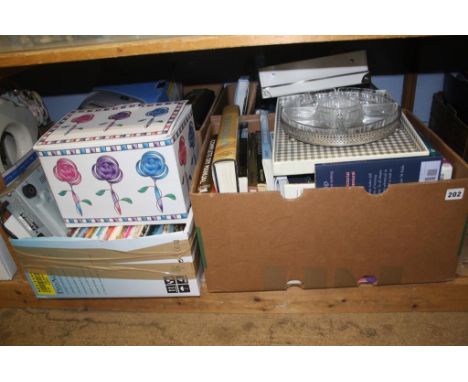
xmin=146 ymin=107 xmax=169 ymax=118
xmin=136 ymin=151 xmax=174 ymax=213
xmin=136 ymin=151 xmax=168 ymax=180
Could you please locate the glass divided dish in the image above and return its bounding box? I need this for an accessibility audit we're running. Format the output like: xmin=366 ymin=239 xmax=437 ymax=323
xmin=280 ymin=88 xmax=401 ymax=146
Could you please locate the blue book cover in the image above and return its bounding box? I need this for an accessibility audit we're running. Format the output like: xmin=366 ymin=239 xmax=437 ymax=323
xmin=315 ymin=155 xmax=443 ymax=194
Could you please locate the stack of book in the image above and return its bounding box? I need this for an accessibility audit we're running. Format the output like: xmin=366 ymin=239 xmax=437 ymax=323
xmin=67 ymin=224 xmax=185 ymax=240
xmin=197 ymin=106 xmax=274 ymax=194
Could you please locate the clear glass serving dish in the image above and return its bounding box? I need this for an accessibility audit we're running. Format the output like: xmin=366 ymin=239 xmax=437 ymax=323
xmin=280 ymin=88 xmax=401 ymax=146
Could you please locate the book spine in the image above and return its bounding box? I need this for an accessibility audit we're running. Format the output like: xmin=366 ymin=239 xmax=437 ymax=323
xmin=247 ymin=132 xmax=258 ymax=192
xmin=212 ymin=105 xmax=240 ymax=164
xmin=315 ymin=155 xmax=443 ymax=194
xmin=237 ymin=123 xmax=249 ymax=192
xmin=197 ymin=136 xmax=218 ymax=193
xmin=255 ymin=131 xmax=266 ymax=191
xmin=212 ymin=105 xmax=240 ymax=193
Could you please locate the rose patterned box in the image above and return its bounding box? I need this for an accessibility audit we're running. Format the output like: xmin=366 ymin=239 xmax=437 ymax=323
xmin=33 ymin=101 xmax=198 ymax=227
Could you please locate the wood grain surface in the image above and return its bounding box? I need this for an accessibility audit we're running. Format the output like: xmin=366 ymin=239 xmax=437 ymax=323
xmin=1 ymin=272 xmax=468 ymax=314
xmin=0 ymin=35 xmax=410 ymax=68
xmin=1 ymin=308 xmax=468 ymax=345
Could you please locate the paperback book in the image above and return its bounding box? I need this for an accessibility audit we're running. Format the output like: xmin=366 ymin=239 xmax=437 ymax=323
xmin=315 ymin=155 xmax=443 ymax=194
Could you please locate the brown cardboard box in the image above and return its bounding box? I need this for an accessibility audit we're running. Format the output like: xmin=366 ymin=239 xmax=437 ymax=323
xmin=211 ymin=82 xmax=258 ymax=116
xmin=182 ymin=82 xmax=257 ymax=150
xmin=182 ymin=83 xmax=223 ymax=150
xmin=429 ymin=92 xmax=468 ymax=162
xmin=190 ymin=112 xmax=468 ymax=293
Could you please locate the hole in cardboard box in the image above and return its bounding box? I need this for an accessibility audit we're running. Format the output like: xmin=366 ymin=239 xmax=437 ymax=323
xmin=357 ymin=275 xmax=378 ymax=286
xmin=286 ymin=279 xmax=303 ymax=289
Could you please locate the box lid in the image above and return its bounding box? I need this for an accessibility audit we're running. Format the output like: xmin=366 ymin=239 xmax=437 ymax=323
xmin=34 ymin=101 xmax=188 ymax=152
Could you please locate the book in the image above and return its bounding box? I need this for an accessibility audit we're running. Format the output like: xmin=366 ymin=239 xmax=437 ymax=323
xmin=197 ymin=135 xmax=218 ymax=193
xmin=315 ymin=155 xmax=443 ymax=194
xmin=108 ymin=226 xmax=124 ymax=240
xmin=419 ymin=133 xmax=454 ymax=181
xmin=275 ymin=175 xmax=316 ymax=199
xmin=247 ymin=132 xmax=258 ymax=192
xmin=234 ymin=76 xmax=250 ymax=115
xmin=273 ymin=100 xmax=431 ymax=176
xmin=259 ymin=110 xmax=275 ymax=191
xmin=212 ymin=105 xmax=240 ymax=193
xmin=237 ymin=123 xmax=249 ymax=193
xmin=255 ymin=131 xmax=267 ymax=191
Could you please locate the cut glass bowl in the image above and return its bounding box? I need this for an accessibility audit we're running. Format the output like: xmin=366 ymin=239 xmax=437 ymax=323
xmin=280 ymin=88 xmax=401 ymax=146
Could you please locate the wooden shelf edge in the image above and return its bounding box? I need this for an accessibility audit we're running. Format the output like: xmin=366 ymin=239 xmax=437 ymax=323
xmin=1 ymin=273 xmax=468 ymax=314
xmin=0 ymin=35 xmax=414 ymax=69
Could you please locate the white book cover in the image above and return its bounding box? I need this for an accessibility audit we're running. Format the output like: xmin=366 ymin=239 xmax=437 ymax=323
xmin=259 ymin=110 xmax=275 ymax=191
xmin=273 ymin=97 xmax=430 ymax=176
xmin=234 ymin=77 xmax=250 ymax=115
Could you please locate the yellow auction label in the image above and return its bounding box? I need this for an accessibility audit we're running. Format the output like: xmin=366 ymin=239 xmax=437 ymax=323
xmin=29 ymin=273 xmax=56 ymax=295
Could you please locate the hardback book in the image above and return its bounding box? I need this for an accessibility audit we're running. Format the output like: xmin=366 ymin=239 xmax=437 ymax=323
xmin=259 ymin=110 xmax=275 ymax=191
xmin=237 ymin=123 xmax=249 ymax=193
xmin=234 ymin=76 xmax=250 ymax=115
xmin=212 ymin=105 xmax=240 ymax=193
xmin=255 ymin=131 xmax=267 ymax=191
xmin=197 ymin=135 xmax=218 ymax=193
xmin=315 ymin=154 xmax=443 ymax=194
xmin=273 ymin=99 xmax=430 ymax=176
xmin=247 ymin=132 xmax=258 ymax=192
xmin=419 ymin=133 xmax=454 ymax=181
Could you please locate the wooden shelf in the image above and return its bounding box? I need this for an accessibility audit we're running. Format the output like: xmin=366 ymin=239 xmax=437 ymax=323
xmin=0 ymin=35 xmax=410 ymax=69
xmin=1 ymin=272 xmax=468 ymax=313
xmin=2 ymin=34 xmax=466 ymax=315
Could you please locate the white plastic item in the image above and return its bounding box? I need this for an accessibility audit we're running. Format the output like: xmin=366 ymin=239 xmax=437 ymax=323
xmin=259 ymin=50 xmax=369 ymax=99
xmin=0 ymin=98 xmax=39 ymax=173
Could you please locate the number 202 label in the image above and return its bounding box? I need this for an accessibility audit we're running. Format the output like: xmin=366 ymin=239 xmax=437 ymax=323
xmin=445 ymin=188 xmax=465 ymax=201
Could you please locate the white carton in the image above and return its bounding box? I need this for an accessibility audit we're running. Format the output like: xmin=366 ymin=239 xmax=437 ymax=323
xmin=11 ymin=210 xmax=202 ymax=298
xmin=0 ymin=235 xmax=17 ymax=280
xmin=33 ymin=101 xmax=198 ymax=227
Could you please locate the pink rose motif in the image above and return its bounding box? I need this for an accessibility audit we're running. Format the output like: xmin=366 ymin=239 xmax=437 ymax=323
xmin=54 ymin=158 xmax=91 ymax=216
xmin=72 ymin=114 xmax=94 ymax=124
xmin=63 ymin=113 xmax=95 ymax=135
xmin=54 ymin=158 xmax=81 ymax=185
xmin=178 ymin=136 xmax=187 ymax=166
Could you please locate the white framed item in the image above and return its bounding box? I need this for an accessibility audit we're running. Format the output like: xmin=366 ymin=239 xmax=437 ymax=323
xmin=34 ymin=101 xmax=198 ymax=227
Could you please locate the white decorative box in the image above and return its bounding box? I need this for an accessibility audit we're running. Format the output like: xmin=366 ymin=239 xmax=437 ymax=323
xmin=33 ymin=101 xmax=198 ymax=227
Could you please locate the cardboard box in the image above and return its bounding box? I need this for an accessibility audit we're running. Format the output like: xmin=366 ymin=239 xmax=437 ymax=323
xmin=429 ymin=92 xmax=468 ymax=162
xmin=34 ymin=101 xmax=198 ymax=227
xmin=182 ymin=83 xmax=223 ymax=149
xmin=211 ymin=82 xmax=258 ymax=116
xmin=10 ymin=210 xmax=202 ymax=298
xmin=191 ymin=112 xmax=468 ymax=292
